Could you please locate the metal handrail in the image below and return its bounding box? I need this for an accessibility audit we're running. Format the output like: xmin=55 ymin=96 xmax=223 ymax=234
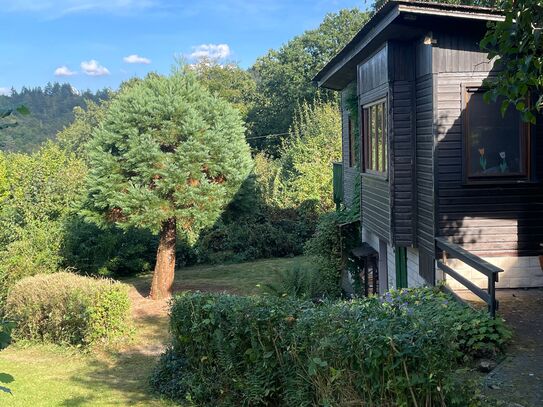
xmin=435 ymin=237 xmax=503 ymax=317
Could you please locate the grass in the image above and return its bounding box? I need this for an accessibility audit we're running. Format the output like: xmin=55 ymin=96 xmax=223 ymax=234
xmin=126 ymin=256 xmax=310 ymax=296
xmin=0 ymin=345 xmax=175 ymax=406
xmin=0 ymin=256 xmax=307 ymax=406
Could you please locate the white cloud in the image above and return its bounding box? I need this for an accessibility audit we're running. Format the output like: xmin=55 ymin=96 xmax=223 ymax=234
xmin=54 ymin=65 xmax=77 ymax=77
xmin=0 ymin=0 xmax=158 ymax=16
xmin=81 ymin=59 xmax=110 ymax=76
xmin=189 ymin=44 xmax=231 ymax=60
xmin=123 ymin=54 xmax=151 ymax=64
xmin=0 ymin=87 xmax=11 ymax=96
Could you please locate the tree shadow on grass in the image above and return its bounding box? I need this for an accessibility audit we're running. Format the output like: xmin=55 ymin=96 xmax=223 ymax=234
xmin=59 ymin=286 xmax=172 ymax=406
xmin=59 ymin=341 xmax=167 ymax=406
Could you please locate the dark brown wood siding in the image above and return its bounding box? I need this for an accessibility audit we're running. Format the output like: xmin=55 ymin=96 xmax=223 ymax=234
xmin=389 ymin=41 xmax=415 ymax=246
xmin=358 ymin=46 xmax=391 ymax=242
xmin=361 ymin=175 xmax=390 ymax=241
xmin=433 ymin=32 xmax=543 ymax=257
xmin=415 ymin=72 xmax=435 ymax=256
xmin=358 ymin=45 xmax=388 ymax=95
xmin=433 ymin=32 xmax=493 ymax=74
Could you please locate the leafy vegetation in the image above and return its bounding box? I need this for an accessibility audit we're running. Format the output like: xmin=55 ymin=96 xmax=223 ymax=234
xmin=0 ymin=83 xmax=108 ymax=152
xmin=190 ymin=59 xmax=258 ymax=121
xmin=0 ymin=144 xmax=86 ymax=296
xmin=482 ymin=0 xmax=543 ymax=123
xmin=261 ymin=264 xmax=325 ymax=299
xmin=5 ymin=272 xmax=131 ymax=347
xmin=248 ymin=8 xmax=370 ymax=153
xmin=152 ymin=288 xmax=510 ymax=406
xmin=276 ymin=99 xmax=342 ymax=212
xmin=303 ymin=213 xmax=345 ymax=298
xmin=0 ymin=257 xmax=295 ymax=406
xmin=194 ymin=98 xmax=341 ymax=264
xmin=57 ymin=99 xmax=110 ymax=158
xmin=83 ymin=68 xmax=252 ymax=299
xmin=62 ymin=218 xmax=159 ymax=277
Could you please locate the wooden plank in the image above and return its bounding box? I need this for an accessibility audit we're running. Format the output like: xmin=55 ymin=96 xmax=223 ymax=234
xmin=435 ymin=237 xmax=503 ymax=276
xmin=437 ymin=260 xmax=491 ymax=303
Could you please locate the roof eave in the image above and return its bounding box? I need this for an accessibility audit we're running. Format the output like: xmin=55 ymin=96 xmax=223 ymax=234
xmin=314 ymin=1 xmax=505 ymax=91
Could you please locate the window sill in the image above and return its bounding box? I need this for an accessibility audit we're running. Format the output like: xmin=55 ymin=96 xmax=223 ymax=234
xmin=462 ymin=178 xmax=538 ymax=186
xmin=362 ymin=172 xmax=389 ymax=182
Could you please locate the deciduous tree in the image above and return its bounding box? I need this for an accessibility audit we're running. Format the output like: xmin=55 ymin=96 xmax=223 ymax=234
xmin=249 ymin=8 xmax=370 ymax=153
xmin=481 ymin=0 xmax=543 ymax=123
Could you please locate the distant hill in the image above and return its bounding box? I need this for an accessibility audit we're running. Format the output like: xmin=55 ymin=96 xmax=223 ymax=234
xmin=0 ymin=83 xmax=109 ymax=153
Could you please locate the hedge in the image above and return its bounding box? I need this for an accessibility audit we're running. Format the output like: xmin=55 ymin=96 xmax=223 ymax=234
xmin=151 ymin=288 xmax=510 ymax=406
xmin=5 ymin=272 xmax=131 ymax=347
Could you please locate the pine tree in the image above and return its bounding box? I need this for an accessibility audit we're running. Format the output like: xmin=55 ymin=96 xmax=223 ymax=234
xmin=84 ymin=69 xmax=252 ymax=299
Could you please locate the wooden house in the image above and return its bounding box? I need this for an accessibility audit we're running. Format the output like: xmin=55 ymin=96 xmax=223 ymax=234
xmin=314 ymin=0 xmax=543 ymax=301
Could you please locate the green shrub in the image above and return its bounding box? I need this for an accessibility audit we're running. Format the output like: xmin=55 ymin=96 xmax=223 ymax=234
xmin=0 ymin=218 xmax=64 ymax=297
xmin=5 ymin=272 xmax=131 ymax=347
xmin=262 ymin=264 xmax=325 ymax=299
xmin=388 ymin=288 xmax=512 ymax=358
xmin=152 ymin=288 xmax=511 ymax=406
xmin=196 ymin=209 xmax=316 ymax=264
xmin=62 ymin=216 xmax=158 ymax=277
xmin=0 ymin=144 xmax=86 ymax=295
xmin=0 ymin=319 xmax=14 ymax=350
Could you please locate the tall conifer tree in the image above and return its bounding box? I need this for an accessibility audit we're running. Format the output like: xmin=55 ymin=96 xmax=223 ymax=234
xmin=84 ymin=70 xmax=252 ymax=299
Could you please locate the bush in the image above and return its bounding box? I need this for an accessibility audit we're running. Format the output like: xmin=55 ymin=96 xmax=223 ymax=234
xmin=262 ymin=264 xmax=325 ymax=299
xmin=5 ymin=272 xmax=131 ymax=347
xmin=392 ymin=288 xmax=512 ymax=358
xmin=152 ymin=288 xmax=511 ymax=406
xmin=62 ymin=216 xmax=158 ymax=277
xmin=0 ymin=144 xmax=86 ymax=295
xmin=0 ymin=219 xmax=64 ymax=298
xmin=196 ymin=207 xmax=317 ymax=264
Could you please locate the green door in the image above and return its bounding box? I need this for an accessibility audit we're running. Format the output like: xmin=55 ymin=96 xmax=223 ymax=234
xmin=395 ymin=247 xmax=408 ymax=289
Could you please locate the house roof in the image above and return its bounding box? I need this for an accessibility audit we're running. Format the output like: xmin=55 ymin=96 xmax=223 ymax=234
xmin=313 ymin=0 xmax=504 ymax=90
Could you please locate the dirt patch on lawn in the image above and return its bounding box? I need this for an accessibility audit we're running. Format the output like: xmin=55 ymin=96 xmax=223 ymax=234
xmin=123 ymin=280 xmax=240 ymax=357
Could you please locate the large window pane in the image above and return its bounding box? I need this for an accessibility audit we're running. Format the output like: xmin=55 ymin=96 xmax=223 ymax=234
xmin=371 ymin=106 xmax=377 ymax=170
xmin=382 ymin=104 xmax=387 ymax=173
xmin=466 ymin=91 xmax=526 ymax=179
xmin=376 ymin=104 xmax=382 ymax=172
xmin=363 ymin=99 xmax=388 ymax=175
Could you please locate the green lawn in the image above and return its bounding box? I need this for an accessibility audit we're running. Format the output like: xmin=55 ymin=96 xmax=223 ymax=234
xmin=126 ymin=256 xmax=310 ymax=296
xmin=0 ymin=256 xmax=307 ymax=406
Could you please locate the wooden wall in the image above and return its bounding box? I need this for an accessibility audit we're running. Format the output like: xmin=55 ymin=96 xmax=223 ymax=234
xmin=389 ymin=41 xmax=415 ymax=246
xmin=358 ymin=46 xmax=391 ymax=243
xmin=433 ymin=31 xmax=543 ymax=257
xmin=415 ymin=39 xmax=436 ymax=259
xmin=358 ymin=45 xmax=388 ymax=94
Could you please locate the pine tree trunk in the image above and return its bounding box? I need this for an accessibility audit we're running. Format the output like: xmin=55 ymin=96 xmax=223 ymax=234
xmin=150 ymin=218 xmax=176 ymax=300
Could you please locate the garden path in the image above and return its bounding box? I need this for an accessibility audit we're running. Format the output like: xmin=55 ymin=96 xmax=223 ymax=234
xmin=460 ymin=288 xmax=543 ymax=407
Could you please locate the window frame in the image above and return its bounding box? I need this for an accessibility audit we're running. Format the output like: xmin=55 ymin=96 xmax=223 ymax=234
xmin=362 ymin=97 xmax=388 ymax=178
xmin=348 ymin=115 xmax=356 ymax=167
xmin=462 ymin=84 xmax=531 ymax=185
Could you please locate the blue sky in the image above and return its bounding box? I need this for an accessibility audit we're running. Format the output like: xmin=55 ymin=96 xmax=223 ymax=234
xmin=0 ymin=0 xmax=367 ymax=95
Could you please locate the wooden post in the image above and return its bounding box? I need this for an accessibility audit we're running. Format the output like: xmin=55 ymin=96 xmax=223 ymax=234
xmin=488 ymin=274 xmax=496 ymax=318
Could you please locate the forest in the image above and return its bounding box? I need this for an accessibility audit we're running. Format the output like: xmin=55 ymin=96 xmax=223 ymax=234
xmin=0 ymin=84 xmax=109 ymax=152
